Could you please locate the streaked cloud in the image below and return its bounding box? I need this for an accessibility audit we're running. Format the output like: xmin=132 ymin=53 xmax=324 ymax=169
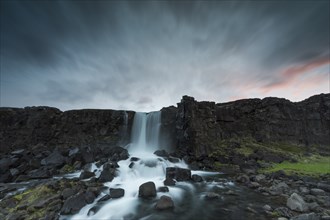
xmin=1 ymin=1 xmax=329 ymax=111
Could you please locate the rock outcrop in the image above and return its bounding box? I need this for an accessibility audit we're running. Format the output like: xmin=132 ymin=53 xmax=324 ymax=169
xmin=1 ymin=93 xmax=329 ymax=163
xmin=0 ymin=107 xmax=134 ymax=155
xmin=169 ymin=93 xmax=330 ymax=159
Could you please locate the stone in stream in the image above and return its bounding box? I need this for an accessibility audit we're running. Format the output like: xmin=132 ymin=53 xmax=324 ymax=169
xmin=109 ymin=188 xmax=125 ymax=199
xmin=98 ymin=162 xmax=117 ymax=182
xmin=61 ymin=191 xmax=96 ymax=215
xmin=287 ymin=193 xmax=309 ymax=212
xmin=154 ymin=150 xmax=169 ymax=158
xmin=139 ymin=181 xmax=156 ymax=198
xmin=99 ymin=194 xmax=111 ymax=202
xmin=192 ymin=174 xmax=203 ymax=182
xmin=130 ymin=157 xmax=140 ymax=162
xmin=158 ymin=186 xmax=169 ymax=192
xmin=164 ymin=178 xmax=175 ymax=186
xmin=79 ymin=171 xmax=95 ymax=180
xmin=166 ymin=167 xmax=191 ymax=181
xmin=205 ymin=192 xmax=220 ymax=200
xmin=155 ymin=195 xmax=174 ymax=210
xmin=40 ymin=150 xmax=66 ymax=168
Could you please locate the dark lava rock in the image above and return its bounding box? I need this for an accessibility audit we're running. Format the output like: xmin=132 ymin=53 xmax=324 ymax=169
xmin=99 ymin=194 xmax=111 ymax=202
xmin=291 ymin=213 xmax=320 ymax=220
xmin=98 ymin=163 xmax=117 ymax=183
xmin=166 ymin=167 xmax=191 ymax=181
xmin=130 ymin=157 xmax=140 ymax=162
xmin=205 ymin=192 xmax=220 ymax=200
xmin=164 ymin=178 xmax=175 ymax=186
xmin=139 ymin=181 xmax=156 ymax=198
xmin=236 ymin=174 xmax=250 ymax=184
xmin=61 ymin=188 xmax=76 ymax=200
xmin=154 ymin=150 xmax=169 ymax=158
xmin=61 ymin=191 xmax=95 ymax=215
xmin=287 ymin=193 xmax=309 ymax=212
xmin=41 ymin=150 xmax=66 ymax=168
xmin=274 ymin=207 xmax=294 ymax=218
xmin=158 ymin=186 xmax=169 ymax=192
xmin=168 ymin=157 xmax=180 ymax=163
xmin=109 ymin=188 xmax=125 ymax=199
xmin=155 ymin=195 xmax=174 ymax=210
xmin=129 ymin=162 xmax=135 ymax=168
xmin=103 ymin=161 xmax=119 ymax=169
xmin=80 ymin=171 xmax=95 ymax=180
xmin=192 ymin=174 xmax=203 ymax=182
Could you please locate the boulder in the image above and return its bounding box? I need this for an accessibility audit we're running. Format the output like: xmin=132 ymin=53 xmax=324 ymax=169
xmin=287 ymin=193 xmax=309 ymax=212
xmin=109 ymin=188 xmax=125 ymax=199
xmin=154 ymin=150 xmax=169 ymax=158
xmin=41 ymin=150 xmax=66 ymax=168
xmin=79 ymin=171 xmax=95 ymax=180
xmin=205 ymin=192 xmax=220 ymax=200
xmin=270 ymin=182 xmax=290 ymax=195
xmin=130 ymin=157 xmax=140 ymax=162
xmin=310 ymin=188 xmax=326 ymax=196
xmin=98 ymin=163 xmax=117 ymax=183
xmin=164 ymin=178 xmax=175 ymax=186
xmin=61 ymin=188 xmax=76 ymax=200
xmin=166 ymin=167 xmax=191 ymax=181
xmin=255 ymin=174 xmax=266 ymax=182
xmin=263 ymin=204 xmax=272 ymax=211
xmin=155 ymin=195 xmax=174 ymax=210
xmin=236 ymin=174 xmax=250 ymax=184
xmin=274 ymin=207 xmax=294 ymax=218
xmin=192 ymin=174 xmax=203 ymax=182
xmin=139 ymin=182 xmax=156 ymax=198
xmin=158 ymin=186 xmax=169 ymax=192
xmin=99 ymin=194 xmax=111 ymax=202
xmin=291 ymin=213 xmax=320 ymax=220
xmin=61 ymin=191 xmax=95 ymax=215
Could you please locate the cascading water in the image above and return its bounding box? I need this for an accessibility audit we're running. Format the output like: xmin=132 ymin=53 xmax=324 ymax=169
xmin=130 ymin=112 xmax=161 ymax=155
xmin=63 ymin=111 xmax=278 ymax=220
xmin=68 ymin=111 xmax=188 ymax=220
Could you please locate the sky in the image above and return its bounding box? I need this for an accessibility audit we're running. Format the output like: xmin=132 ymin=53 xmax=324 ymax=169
xmin=1 ymin=0 xmax=329 ymax=112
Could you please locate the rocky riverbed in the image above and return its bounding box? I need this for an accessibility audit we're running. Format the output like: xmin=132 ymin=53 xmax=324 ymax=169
xmin=0 ymin=146 xmax=329 ymax=220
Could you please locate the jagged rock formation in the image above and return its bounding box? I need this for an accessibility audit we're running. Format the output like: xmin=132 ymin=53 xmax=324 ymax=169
xmin=0 ymin=107 xmax=134 ymax=154
xmin=0 ymin=93 xmax=329 ymax=159
xmin=170 ymin=93 xmax=330 ymax=159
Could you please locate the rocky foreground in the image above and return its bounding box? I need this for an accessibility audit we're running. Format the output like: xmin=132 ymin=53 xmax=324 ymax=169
xmin=0 ymin=93 xmax=329 ymax=219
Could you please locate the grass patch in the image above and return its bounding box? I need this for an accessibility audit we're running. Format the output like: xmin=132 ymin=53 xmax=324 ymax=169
xmin=210 ymin=136 xmax=309 ymax=160
xmin=262 ymin=155 xmax=330 ymax=177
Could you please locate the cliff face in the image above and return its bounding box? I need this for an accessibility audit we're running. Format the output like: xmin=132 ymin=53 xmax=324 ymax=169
xmin=0 ymin=107 xmax=134 ymax=154
xmin=1 ymin=93 xmax=329 ymax=158
xmin=171 ymin=93 xmax=330 ymax=159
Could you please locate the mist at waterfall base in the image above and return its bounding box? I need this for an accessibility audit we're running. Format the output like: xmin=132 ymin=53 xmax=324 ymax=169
xmin=61 ymin=112 xmax=278 ymax=220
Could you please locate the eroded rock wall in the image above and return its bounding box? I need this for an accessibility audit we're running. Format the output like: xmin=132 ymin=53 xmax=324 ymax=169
xmin=0 ymin=107 xmax=134 ymax=154
xmin=170 ymin=93 xmax=330 ymax=158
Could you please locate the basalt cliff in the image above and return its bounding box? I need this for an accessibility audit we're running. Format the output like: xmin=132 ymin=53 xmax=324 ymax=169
xmin=1 ymin=93 xmax=329 ymax=160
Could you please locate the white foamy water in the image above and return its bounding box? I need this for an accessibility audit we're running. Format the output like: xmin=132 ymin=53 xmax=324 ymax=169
xmin=69 ymin=111 xmax=189 ymax=220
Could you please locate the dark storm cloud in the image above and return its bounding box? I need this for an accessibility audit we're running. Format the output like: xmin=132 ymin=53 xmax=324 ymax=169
xmin=1 ymin=0 xmax=329 ymax=111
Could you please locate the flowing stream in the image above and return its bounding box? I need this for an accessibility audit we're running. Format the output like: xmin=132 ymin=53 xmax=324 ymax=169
xmin=63 ymin=111 xmax=277 ymax=220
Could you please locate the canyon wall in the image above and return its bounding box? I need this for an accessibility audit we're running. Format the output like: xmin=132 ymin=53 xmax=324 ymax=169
xmin=1 ymin=93 xmax=329 ymax=158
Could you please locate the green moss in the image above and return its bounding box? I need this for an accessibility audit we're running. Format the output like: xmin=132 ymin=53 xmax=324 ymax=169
xmin=61 ymin=164 xmax=75 ymax=173
xmin=210 ymin=136 xmax=309 ymax=160
xmin=261 ymin=155 xmax=330 ymax=177
xmin=10 ymin=184 xmax=56 ymax=219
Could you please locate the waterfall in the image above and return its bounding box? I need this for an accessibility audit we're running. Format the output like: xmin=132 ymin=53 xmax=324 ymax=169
xmin=69 ymin=110 xmax=189 ymax=220
xmin=130 ymin=111 xmax=161 ymax=154
xmin=119 ymin=111 xmax=129 ymax=147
